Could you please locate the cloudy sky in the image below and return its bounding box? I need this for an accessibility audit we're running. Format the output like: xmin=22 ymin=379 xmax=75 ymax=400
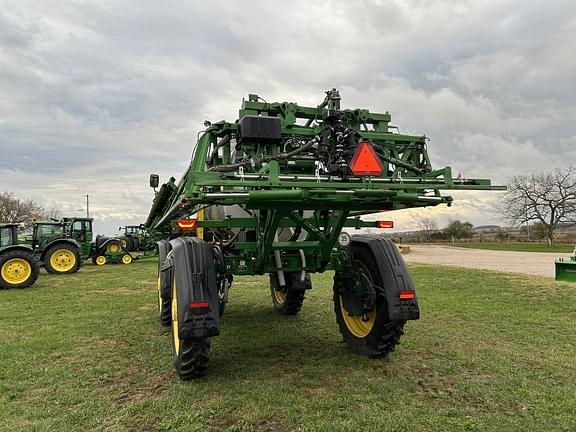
xmin=1 ymin=0 xmax=575 ymax=235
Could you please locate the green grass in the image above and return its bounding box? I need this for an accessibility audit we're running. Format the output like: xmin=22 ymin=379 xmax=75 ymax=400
xmin=447 ymin=242 xmax=574 ymax=253
xmin=1 ymin=261 xmax=575 ymax=431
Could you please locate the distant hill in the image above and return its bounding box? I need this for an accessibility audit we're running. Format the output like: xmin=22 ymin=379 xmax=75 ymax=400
xmin=474 ymin=225 xmax=501 ymax=231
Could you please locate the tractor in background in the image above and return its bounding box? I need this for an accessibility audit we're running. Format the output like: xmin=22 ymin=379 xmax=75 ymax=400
xmin=30 ymin=218 xmax=92 ymax=274
xmin=92 ymin=235 xmax=133 ymax=266
xmin=29 ymin=218 xmax=133 ymax=272
xmin=0 ymin=224 xmax=39 ymax=289
xmin=145 ymin=89 xmax=505 ymax=379
xmin=118 ymin=225 xmax=155 ymax=252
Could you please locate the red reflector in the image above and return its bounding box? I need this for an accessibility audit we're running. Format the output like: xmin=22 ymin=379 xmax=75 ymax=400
xmin=176 ymin=219 xmax=197 ymax=230
xmin=399 ymin=291 xmax=415 ymax=300
xmin=190 ymin=301 xmax=209 ymax=309
xmin=350 ymin=141 xmax=383 ymax=176
xmin=376 ymin=220 xmax=394 ymax=229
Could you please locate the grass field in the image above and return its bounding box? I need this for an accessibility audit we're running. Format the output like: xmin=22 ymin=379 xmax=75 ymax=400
xmin=448 ymin=242 xmax=574 ymax=253
xmin=1 ymin=261 xmax=575 ymax=432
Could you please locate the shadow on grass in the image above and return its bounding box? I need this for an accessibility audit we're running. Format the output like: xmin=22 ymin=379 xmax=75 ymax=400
xmin=190 ymin=303 xmax=405 ymax=383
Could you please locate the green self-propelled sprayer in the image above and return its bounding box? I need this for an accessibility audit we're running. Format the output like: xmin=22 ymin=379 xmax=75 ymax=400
xmin=145 ymin=89 xmax=505 ymax=379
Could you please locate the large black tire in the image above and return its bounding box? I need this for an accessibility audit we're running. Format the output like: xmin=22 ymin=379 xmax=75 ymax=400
xmin=157 ymin=269 xmax=171 ymax=327
xmin=158 ymin=284 xmax=171 ymax=326
xmin=124 ymin=237 xmax=134 ymax=252
xmin=269 ymin=272 xmax=307 ymax=315
xmin=157 ymin=241 xmax=172 ymax=326
xmin=170 ymin=273 xmax=210 ymax=379
xmin=334 ymin=242 xmax=405 ymax=357
xmin=44 ymin=244 xmax=81 ymax=274
xmin=0 ymin=250 xmax=39 ymax=289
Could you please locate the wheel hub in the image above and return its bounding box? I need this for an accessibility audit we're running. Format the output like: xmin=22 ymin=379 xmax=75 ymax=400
xmin=1 ymin=258 xmax=32 ymax=284
xmin=50 ymin=249 xmax=76 ymax=271
xmin=338 ymin=261 xmax=378 ymax=338
xmin=339 ymin=270 xmax=375 ymax=315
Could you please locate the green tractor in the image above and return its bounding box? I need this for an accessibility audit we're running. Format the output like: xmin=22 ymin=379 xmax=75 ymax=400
xmin=145 ymin=89 xmax=504 ymax=379
xmin=31 ymin=218 xmax=92 ymax=274
xmin=92 ymin=235 xmax=134 ymax=266
xmin=118 ymin=225 xmax=155 ymax=252
xmin=0 ymin=224 xmax=39 ymax=289
xmin=30 ymin=217 xmax=133 ymax=271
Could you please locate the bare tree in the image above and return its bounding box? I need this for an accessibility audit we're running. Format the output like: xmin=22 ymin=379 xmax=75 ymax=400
xmin=502 ymin=166 xmax=576 ymax=246
xmin=417 ymin=217 xmax=438 ymax=241
xmin=0 ymin=192 xmax=45 ymax=224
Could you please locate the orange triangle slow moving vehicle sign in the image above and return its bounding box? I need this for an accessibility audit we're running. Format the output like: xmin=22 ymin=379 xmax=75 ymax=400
xmin=350 ymin=141 xmax=383 ymax=176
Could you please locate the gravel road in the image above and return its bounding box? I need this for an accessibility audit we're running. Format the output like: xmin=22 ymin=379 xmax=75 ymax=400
xmin=403 ymin=245 xmax=572 ymax=278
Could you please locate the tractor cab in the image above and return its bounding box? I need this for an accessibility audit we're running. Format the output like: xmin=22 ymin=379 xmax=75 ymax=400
xmin=0 ymin=224 xmax=18 ymax=248
xmin=124 ymin=226 xmax=141 ymax=235
xmin=33 ymin=218 xmax=93 ymax=246
xmin=32 ymin=221 xmax=65 ymax=251
xmin=63 ymin=218 xmax=93 ymax=258
xmin=65 ymin=218 xmax=93 ymax=243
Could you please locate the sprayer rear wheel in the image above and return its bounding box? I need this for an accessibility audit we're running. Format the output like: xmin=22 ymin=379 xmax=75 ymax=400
xmin=334 ymin=243 xmax=404 ymax=357
xmin=269 ymin=273 xmax=305 ymax=315
xmin=170 ymin=274 xmax=210 ymax=379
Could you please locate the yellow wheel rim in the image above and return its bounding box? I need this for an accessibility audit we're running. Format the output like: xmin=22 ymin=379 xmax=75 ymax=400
xmin=340 ymin=259 xmax=376 ymax=338
xmin=107 ymin=243 xmax=120 ymax=254
xmin=49 ymin=248 xmax=76 ymax=272
xmin=121 ymin=254 xmax=132 ymax=265
xmin=272 ymin=285 xmax=287 ymax=304
xmin=1 ymin=258 xmax=32 ymax=285
xmin=95 ymin=256 xmax=106 ymax=266
xmin=157 ymin=276 xmax=162 ymax=311
xmin=171 ymin=278 xmax=180 ymax=355
xmin=340 ymin=297 xmax=376 ymax=338
xmin=121 ymin=239 xmax=127 ymax=247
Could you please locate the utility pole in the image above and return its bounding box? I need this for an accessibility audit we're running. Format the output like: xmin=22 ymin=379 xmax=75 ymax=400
xmin=86 ymin=194 xmax=90 ymax=218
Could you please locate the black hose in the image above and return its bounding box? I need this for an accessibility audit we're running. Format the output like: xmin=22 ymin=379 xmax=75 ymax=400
xmin=222 ymin=230 xmax=241 ymax=248
xmin=208 ymin=159 xmax=252 ymax=172
xmin=261 ymin=137 xmax=317 ymax=162
xmin=207 ymin=135 xmax=232 ymax=167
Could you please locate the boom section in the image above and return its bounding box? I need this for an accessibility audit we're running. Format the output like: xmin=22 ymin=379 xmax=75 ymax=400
xmin=145 ymin=91 xmax=503 ymax=273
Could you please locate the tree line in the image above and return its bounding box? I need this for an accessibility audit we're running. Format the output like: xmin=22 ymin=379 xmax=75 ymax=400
xmin=417 ymin=165 xmax=576 ymax=246
xmin=0 ymin=192 xmax=59 ymax=225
